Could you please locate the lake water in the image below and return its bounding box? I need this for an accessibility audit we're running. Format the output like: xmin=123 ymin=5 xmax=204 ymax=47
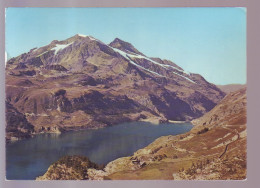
xmin=6 ymin=121 xmax=193 ymax=180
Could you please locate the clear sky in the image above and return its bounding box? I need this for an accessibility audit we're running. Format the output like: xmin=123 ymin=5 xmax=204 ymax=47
xmin=5 ymin=8 xmax=246 ymax=85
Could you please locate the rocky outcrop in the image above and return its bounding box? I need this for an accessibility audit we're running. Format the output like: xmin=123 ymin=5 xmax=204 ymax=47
xmin=36 ymin=156 xmax=103 ymax=180
xmin=109 ymin=38 xmax=145 ymax=56
xmin=5 ymin=101 xmax=35 ymax=141
xmin=45 ymin=65 xmax=68 ymax=72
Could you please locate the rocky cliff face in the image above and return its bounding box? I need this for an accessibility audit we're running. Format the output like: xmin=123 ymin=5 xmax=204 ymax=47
xmin=6 ymin=34 xmax=225 ymax=139
xmin=6 ymin=101 xmax=35 ymax=142
xmin=36 ymin=156 xmax=103 ymax=180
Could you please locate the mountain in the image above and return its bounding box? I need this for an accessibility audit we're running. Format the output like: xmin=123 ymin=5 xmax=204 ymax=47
xmin=5 ymin=34 xmax=225 ymax=140
xmin=37 ymin=88 xmax=247 ymax=180
xmin=191 ymin=87 xmax=246 ymax=130
xmin=109 ymin=38 xmax=145 ymax=56
xmin=217 ymin=84 xmax=246 ymax=94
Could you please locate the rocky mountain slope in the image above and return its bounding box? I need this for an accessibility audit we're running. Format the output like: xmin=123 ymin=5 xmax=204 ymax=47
xmin=36 ymin=156 xmax=103 ymax=180
xmin=191 ymin=87 xmax=246 ymax=131
xmin=217 ymin=84 xmax=246 ymax=94
xmin=37 ymin=88 xmax=246 ymax=180
xmin=5 ymin=34 xmax=225 ymax=140
xmin=6 ymin=101 xmax=35 ymax=141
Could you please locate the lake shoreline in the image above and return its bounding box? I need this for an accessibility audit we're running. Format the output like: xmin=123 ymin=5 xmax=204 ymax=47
xmin=6 ymin=121 xmax=194 ymax=180
xmin=6 ymin=117 xmax=193 ymax=144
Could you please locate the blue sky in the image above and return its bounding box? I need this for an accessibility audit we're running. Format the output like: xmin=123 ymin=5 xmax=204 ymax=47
xmin=5 ymin=8 xmax=246 ymax=85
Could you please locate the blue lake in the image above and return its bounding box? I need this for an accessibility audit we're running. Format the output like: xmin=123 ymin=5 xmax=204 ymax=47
xmin=6 ymin=121 xmax=193 ymax=180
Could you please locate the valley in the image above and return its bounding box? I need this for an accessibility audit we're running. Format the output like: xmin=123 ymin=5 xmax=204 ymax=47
xmin=5 ymin=34 xmax=246 ymax=180
xmin=5 ymin=34 xmax=225 ymax=141
xmin=37 ymin=88 xmax=246 ymax=180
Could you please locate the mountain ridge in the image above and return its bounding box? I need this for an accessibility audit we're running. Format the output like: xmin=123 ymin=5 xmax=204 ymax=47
xmin=217 ymin=84 xmax=246 ymax=94
xmin=5 ymin=34 xmax=225 ymax=141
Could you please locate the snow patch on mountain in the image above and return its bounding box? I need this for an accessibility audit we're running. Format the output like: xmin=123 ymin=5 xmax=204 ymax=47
xmin=127 ymin=53 xmax=166 ymax=68
xmin=126 ymin=52 xmax=193 ymax=78
xmin=111 ymin=47 xmax=196 ymax=84
xmin=172 ymin=71 xmax=196 ymax=84
xmin=183 ymin=70 xmax=191 ymax=75
xmin=162 ymin=64 xmax=183 ymax=72
xmin=77 ymin=34 xmax=87 ymax=37
xmin=51 ymin=42 xmax=73 ymax=55
xmin=32 ymin=48 xmax=38 ymax=52
xmin=37 ymin=51 xmax=49 ymax=57
xmin=111 ymin=47 xmax=164 ymax=77
xmin=77 ymin=34 xmax=98 ymax=41
xmin=88 ymin=36 xmax=96 ymax=41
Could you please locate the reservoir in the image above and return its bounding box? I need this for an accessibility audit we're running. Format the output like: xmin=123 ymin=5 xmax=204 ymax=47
xmin=6 ymin=121 xmax=193 ymax=180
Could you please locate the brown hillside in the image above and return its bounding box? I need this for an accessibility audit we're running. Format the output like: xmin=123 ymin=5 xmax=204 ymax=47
xmin=38 ymin=88 xmax=246 ymax=180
